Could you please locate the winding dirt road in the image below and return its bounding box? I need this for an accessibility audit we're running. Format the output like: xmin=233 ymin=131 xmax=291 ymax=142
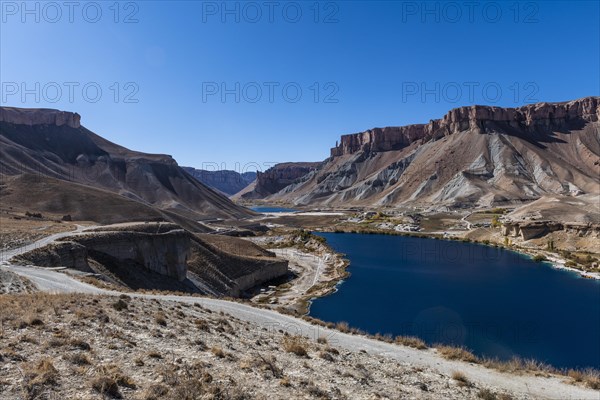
xmin=1 ymin=232 xmax=598 ymax=400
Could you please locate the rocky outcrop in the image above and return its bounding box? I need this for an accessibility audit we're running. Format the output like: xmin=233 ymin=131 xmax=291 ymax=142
xmin=331 ymin=97 xmax=600 ymax=157
xmin=229 ymin=258 xmax=288 ymax=297
xmin=8 ymin=221 xmax=288 ymax=296
xmin=14 ymin=241 xmax=92 ymax=272
xmin=183 ymin=167 xmax=256 ymax=196
xmin=331 ymin=125 xmax=430 ymax=157
xmin=239 ymin=162 xmax=320 ymax=199
xmin=0 ymin=107 xmax=81 ymax=128
xmin=69 ymin=230 xmax=190 ymax=281
xmin=187 ymin=235 xmax=288 ymax=297
xmin=502 ymin=221 xmax=600 ymax=241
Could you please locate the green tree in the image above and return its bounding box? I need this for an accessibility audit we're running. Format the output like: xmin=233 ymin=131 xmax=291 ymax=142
xmin=491 ymin=215 xmax=500 ymax=228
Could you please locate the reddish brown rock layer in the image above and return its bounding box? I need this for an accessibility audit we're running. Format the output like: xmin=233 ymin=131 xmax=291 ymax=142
xmin=331 ymin=97 xmax=600 ymax=157
xmin=241 ymin=162 xmax=321 ymax=199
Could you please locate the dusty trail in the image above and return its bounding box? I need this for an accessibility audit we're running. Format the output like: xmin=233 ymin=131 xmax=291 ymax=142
xmin=0 ymin=224 xmax=90 ymax=262
xmin=1 ymin=232 xmax=598 ymax=399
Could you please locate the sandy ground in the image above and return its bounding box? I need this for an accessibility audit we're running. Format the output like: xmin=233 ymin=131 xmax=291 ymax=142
xmin=543 ymin=253 xmax=600 ymax=280
xmin=269 ymin=248 xmax=328 ymax=304
xmin=0 ymin=216 xmax=79 ymax=253
xmin=247 ymin=234 xmax=348 ymax=312
xmin=0 ymin=224 xmax=93 ymax=263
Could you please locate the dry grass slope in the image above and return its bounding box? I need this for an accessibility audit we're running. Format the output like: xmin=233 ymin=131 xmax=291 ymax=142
xmin=0 ymin=293 xmax=531 ymax=400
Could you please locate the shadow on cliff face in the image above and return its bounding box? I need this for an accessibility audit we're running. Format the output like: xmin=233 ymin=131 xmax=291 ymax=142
xmin=485 ymin=120 xmax=590 ymax=149
xmin=12 ymin=223 xmax=289 ymax=298
xmin=87 ymin=249 xmax=203 ymax=293
xmin=187 ymin=234 xmax=288 ymax=297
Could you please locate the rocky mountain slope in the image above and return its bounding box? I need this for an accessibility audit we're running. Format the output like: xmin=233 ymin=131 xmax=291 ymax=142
xmin=258 ymin=97 xmax=600 ymax=209
xmin=182 ymin=167 xmax=256 ymax=196
xmin=0 ymin=107 xmax=254 ymax=226
xmin=234 ymin=162 xmax=321 ymax=200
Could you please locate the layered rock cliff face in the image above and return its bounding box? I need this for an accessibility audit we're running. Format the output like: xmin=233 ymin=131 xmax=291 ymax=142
xmin=13 ymin=229 xmax=190 ymax=281
xmin=71 ymin=230 xmax=191 ymax=281
xmin=263 ymin=97 xmax=600 ymax=208
xmin=235 ymin=162 xmax=321 ymax=199
xmin=14 ymin=223 xmax=289 ymax=296
xmin=188 ymin=235 xmax=288 ymax=297
xmin=502 ymin=221 xmax=600 ymax=241
xmin=182 ymin=167 xmax=256 ymax=196
xmin=0 ymin=106 xmax=255 ymax=225
xmin=0 ymin=107 xmax=81 ymax=128
xmin=13 ymin=241 xmax=92 ymax=272
xmin=331 ymin=97 xmax=600 ymax=157
xmin=500 ymin=194 xmax=600 ymax=241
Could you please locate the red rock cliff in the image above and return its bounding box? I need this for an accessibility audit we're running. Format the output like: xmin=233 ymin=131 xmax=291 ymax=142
xmin=331 ymin=97 xmax=600 ymax=157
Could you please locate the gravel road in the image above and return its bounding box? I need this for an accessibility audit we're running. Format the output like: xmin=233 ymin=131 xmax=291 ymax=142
xmin=1 ymin=231 xmax=598 ymax=400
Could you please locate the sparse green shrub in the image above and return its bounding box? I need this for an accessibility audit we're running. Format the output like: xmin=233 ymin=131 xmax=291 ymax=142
xmin=565 ymin=260 xmax=577 ymax=268
xmin=491 ymin=216 xmax=500 ymax=228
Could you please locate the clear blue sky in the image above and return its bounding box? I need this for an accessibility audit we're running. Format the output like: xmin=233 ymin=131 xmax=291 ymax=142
xmin=1 ymin=1 xmax=598 ymax=172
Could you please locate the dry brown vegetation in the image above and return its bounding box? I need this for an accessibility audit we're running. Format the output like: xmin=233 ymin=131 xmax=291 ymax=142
xmin=282 ymin=335 xmax=309 ymax=357
xmin=0 ymin=292 xmax=528 ymax=399
xmin=452 ymin=371 xmax=471 ymax=387
xmin=395 ymin=335 xmax=428 ymax=350
xmin=0 ymin=214 xmax=77 ymax=251
xmin=300 ymin=311 xmax=600 ymax=392
xmin=436 ymin=345 xmax=480 ymax=363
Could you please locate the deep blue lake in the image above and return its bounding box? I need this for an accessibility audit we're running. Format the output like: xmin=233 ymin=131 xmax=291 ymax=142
xmin=310 ymin=233 xmax=600 ymax=369
xmin=250 ymin=206 xmax=297 ymax=213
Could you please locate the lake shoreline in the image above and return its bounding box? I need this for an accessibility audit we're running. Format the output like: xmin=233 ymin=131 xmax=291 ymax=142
xmin=305 ymin=230 xmax=600 ymax=370
xmin=313 ymin=228 xmax=600 ymax=282
xmin=298 ymin=230 xmax=600 ymax=316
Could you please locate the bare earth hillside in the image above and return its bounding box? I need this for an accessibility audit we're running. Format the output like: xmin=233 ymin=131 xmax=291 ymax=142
xmin=249 ymin=97 xmax=600 ymax=209
xmin=0 ymin=107 xmax=255 ymax=226
xmin=1 ymin=293 xmax=588 ymax=400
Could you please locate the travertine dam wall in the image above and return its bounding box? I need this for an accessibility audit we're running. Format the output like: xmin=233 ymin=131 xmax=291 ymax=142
xmin=70 ymin=230 xmax=190 ymax=281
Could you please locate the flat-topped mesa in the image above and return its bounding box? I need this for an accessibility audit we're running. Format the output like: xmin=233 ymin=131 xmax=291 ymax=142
xmin=0 ymin=107 xmax=81 ymax=129
xmin=330 ymin=125 xmax=430 ymax=157
xmin=254 ymin=162 xmax=320 ymax=195
xmin=331 ymin=97 xmax=600 ymax=157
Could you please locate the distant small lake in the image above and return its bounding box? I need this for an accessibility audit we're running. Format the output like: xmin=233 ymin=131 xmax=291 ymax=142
xmin=309 ymin=233 xmax=600 ymax=369
xmin=250 ymin=206 xmax=297 ymax=213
